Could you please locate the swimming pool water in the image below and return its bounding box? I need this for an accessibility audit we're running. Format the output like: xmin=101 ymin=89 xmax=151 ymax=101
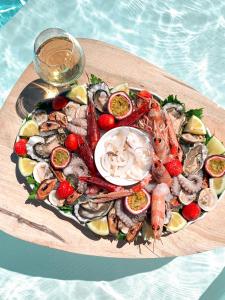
xmin=0 ymin=0 xmax=28 ymax=27
xmin=1 ymin=1 xmax=225 ymax=299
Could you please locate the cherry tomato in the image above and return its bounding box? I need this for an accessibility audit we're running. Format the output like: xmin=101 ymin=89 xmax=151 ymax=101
xmin=56 ymin=180 xmax=74 ymax=199
xmin=52 ymin=96 xmax=68 ymax=110
xmin=98 ymin=114 xmax=115 ymax=131
xmin=164 ymin=159 xmax=183 ymax=177
xmin=14 ymin=139 xmax=27 ymax=156
xmin=137 ymin=90 xmax=152 ymax=100
xmin=182 ymin=203 xmax=201 ymax=221
xmin=65 ymin=133 xmax=79 ymax=151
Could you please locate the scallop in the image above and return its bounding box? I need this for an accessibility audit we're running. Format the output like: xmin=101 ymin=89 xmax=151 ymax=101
xmin=33 ymin=162 xmax=53 ymax=183
xmin=198 ymin=188 xmax=218 ymax=211
xmin=183 ymin=143 xmax=208 ymax=175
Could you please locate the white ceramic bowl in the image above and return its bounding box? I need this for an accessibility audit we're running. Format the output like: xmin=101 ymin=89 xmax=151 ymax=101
xmin=94 ymin=126 xmax=151 ymax=186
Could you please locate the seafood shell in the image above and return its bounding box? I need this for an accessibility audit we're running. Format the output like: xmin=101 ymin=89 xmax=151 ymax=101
xmin=32 ymin=109 xmax=48 ymax=126
xmin=198 ymin=188 xmax=218 ymax=211
xmin=88 ymin=82 xmax=110 ymax=112
xmin=48 ymin=190 xmax=65 ymax=207
xmin=179 ymin=190 xmax=197 ymax=205
xmin=183 ymin=143 xmax=208 ymax=175
xmin=33 ymin=161 xmax=53 ymax=183
xmin=163 ymin=103 xmax=186 ymax=135
xmin=26 ymin=136 xmax=45 ymax=161
xmin=74 ymin=197 xmax=113 ymax=223
xmin=181 ymin=133 xmax=206 ymax=144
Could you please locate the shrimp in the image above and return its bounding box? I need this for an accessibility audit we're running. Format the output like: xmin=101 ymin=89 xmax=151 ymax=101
xmin=151 ymin=183 xmax=170 ymax=240
xmin=152 ymin=157 xmax=173 ymax=187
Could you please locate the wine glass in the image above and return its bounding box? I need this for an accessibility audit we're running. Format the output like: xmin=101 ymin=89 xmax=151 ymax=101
xmin=33 ymin=28 xmax=85 ymax=87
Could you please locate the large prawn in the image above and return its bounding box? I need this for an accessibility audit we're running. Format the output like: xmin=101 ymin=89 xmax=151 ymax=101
xmin=87 ymin=96 xmax=100 ymax=151
xmin=151 ymin=183 xmax=170 ymax=240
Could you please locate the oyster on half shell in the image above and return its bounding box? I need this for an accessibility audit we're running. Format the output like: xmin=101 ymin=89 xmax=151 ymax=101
xmin=183 ymin=143 xmax=208 ymax=176
xmin=163 ymin=103 xmax=186 ymax=136
xmin=74 ymin=197 xmax=113 ymax=223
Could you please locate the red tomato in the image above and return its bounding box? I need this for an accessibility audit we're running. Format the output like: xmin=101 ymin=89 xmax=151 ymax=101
xmin=65 ymin=134 xmax=79 ymax=151
xmin=98 ymin=114 xmax=115 ymax=131
xmin=56 ymin=180 xmax=74 ymax=199
xmin=14 ymin=139 xmax=27 ymax=156
xmin=52 ymin=96 xmax=68 ymax=110
xmin=137 ymin=90 xmax=152 ymax=99
xmin=164 ymin=159 xmax=183 ymax=176
xmin=182 ymin=203 xmax=201 ymax=221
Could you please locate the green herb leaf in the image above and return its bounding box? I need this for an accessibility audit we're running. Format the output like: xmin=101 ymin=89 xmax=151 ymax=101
xmin=129 ymin=90 xmax=138 ymax=101
xmin=186 ymin=108 xmax=203 ymax=119
xmin=26 ymin=175 xmax=36 ymax=185
xmin=90 ymin=74 xmax=103 ymax=84
xmin=205 ymin=130 xmax=213 ymax=145
xmin=28 ymin=191 xmax=37 ymax=200
xmin=58 ymin=205 xmax=73 ymax=213
xmin=117 ymin=232 xmax=126 ymax=240
xmin=25 ymin=115 xmax=32 ymax=121
xmin=161 ymin=95 xmax=185 ymax=110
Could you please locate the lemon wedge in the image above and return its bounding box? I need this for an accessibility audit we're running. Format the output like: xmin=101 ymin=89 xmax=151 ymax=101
xmin=207 ymin=136 xmax=225 ymax=155
xmin=19 ymin=120 xmax=39 ymax=137
xmin=87 ymin=217 xmax=109 ymax=236
xmin=111 ymin=83 xmax=129 ymax=94
xmin=19 ymin=157 xmax=37 ymax=177
xmin=66 ymin=84 xmax=87 ymax=105
xmin=166 ymin=212 xmax=187 ymax=232
xmin=184 ymin=115 xmax=206 ymax=135
xmin=209 ymin=176 xmax=225 ymax=195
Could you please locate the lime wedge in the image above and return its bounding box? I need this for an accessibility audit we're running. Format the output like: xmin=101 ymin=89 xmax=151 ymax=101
xmin=66 ymin=84 xmax=87 ymax=105
xmin=207 ymin=136 xmax=225 ymax=155
xmin=166 ymin=212 xmax=187 ymax=232
xmin=209 ymin=176 xmax=225 ymax=195
xmin=19 ymin=120 xmax=39 ymax=137
xmin=87 ymin=217 xmax=109 ymax=236
xmin=111 ymin=83 xmax=129 ymax=94
xmin=19 ymin=157 xmax=37 ymax=177
xmin=184 ymin=115 xmax=206 ymax=135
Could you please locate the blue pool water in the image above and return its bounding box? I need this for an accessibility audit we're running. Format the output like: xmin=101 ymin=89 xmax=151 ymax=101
xmin=1 ymin=1 xmax=225 ymax=299
xmin=0 ymin=0 xmax=27 ymax=27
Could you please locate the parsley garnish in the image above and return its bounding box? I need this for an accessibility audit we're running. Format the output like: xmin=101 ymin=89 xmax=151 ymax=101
xmin=205 ymin=130 xmax=213 ymax=145
xmin=186 ymin=108 xmax=203 ymax=119
xmin=58 ymin=205 xmax=73 ymax=213
xmin=117 ymin=232 xmax=126 ymax=240
xmin=160 ymin=95 xmax=185 ymax=110
xmin=129 ymin=90 xmax=138 ymax=100
xmin=90 ymin=74 xmax=103 ymax=84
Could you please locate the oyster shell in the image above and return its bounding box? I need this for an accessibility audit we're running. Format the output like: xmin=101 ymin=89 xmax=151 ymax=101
xmin=183 ymin=143 xmax=208 ymax=175
xmin=88 ymin=82 xmax=110 ymax=112
xmin=32 ymin=109 xmax=48 ymax=126
xmin=163 ymin=103 xmax=186 ymax=135
xmin=48 ymin=190 xmax=65 ymax=207
xmin=74 ymin=197 xmax=113 ymax=223
xmin=26 ymin=136 xmax=45 ymax=161
xmin=181 ymin=133 xmax=206 ymax=144
xmin=34 ymin=135 xmax=60 ymax=159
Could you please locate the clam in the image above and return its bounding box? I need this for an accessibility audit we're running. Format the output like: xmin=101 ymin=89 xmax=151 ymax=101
xmin=179 ymin=190 xmax=196 ymax=205
xmin=48 ymin=190 xmax=65 ymax=207
xmin=33 ymin=161 xmax=53 ymax=183
xmin=163 ymin=103 xmax=186 ymax=135
xmin=88 ymin=82 xmax=110 ymax=112
xmin=26 ymin=136 xmax=45 ymax=161
xmin=181 ymin=133 xmax=206 ymax=144
xmin=183 ymin=143 xmax=208 ymax=175
xmin=32 ymin=109 xmax=48 ymax=126
xmin=74 ymin=197 xmax=113 ymax=223
xmin=198 ymin=188 xmax=218 ymax=211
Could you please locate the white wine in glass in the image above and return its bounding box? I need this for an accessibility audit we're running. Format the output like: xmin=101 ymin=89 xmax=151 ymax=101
xmin=34 ymin=28 xmax=85 ymax=87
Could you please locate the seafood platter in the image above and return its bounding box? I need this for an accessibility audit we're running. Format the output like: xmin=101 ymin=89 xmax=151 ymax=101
xmin=14 ymin=73 xmax=225 ymax=245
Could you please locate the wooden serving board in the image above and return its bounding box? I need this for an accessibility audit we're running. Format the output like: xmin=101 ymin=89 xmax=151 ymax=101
xmin=0 ymin=38 xmax=225 ymax=258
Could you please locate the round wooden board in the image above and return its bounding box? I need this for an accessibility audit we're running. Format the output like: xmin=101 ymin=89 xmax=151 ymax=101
xmin=0 ymin=38 xmax=225 ymax=258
